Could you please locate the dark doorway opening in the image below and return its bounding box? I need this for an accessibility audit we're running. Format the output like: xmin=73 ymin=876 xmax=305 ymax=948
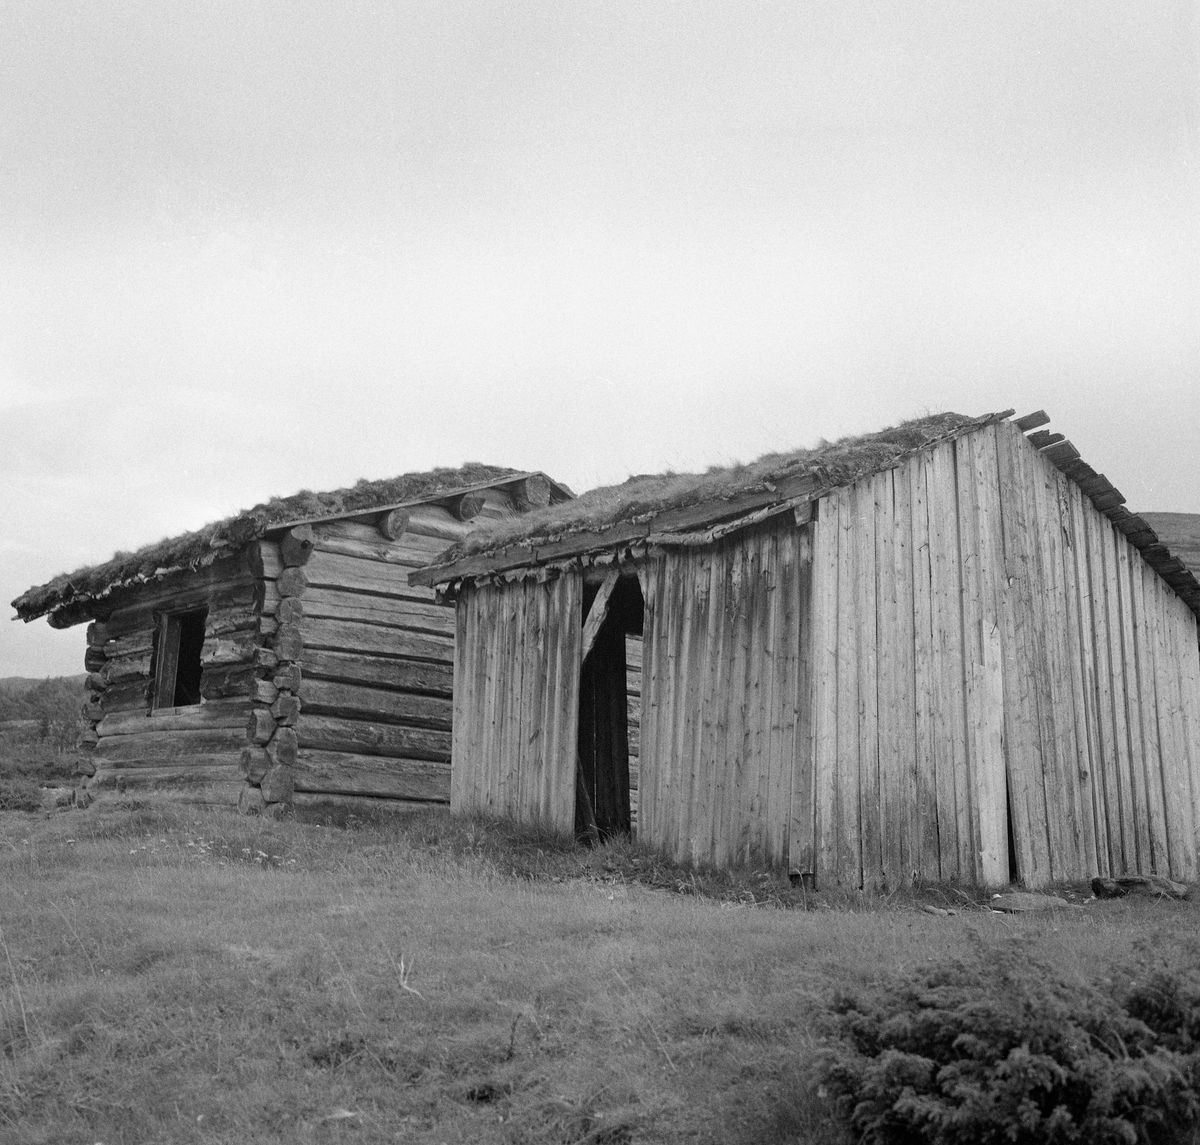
xmin=154 ymin=608 xmax=208 ymax=709
xmin=576 ymin=573 xmax=644 ymax=841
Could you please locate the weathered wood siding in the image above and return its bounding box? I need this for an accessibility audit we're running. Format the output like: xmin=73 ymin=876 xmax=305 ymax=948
xmin=809 ymin=421 xmax=1200 ymax=889
xmin=451 ymin=571 xmax=583 ymax=832
xmin=85 ymin=554 xmax=258 ymax=800
xmin=291 ymin=520 xmax=455 ymax=802
xmin=638 ymin=526 xmax=810 ymax=869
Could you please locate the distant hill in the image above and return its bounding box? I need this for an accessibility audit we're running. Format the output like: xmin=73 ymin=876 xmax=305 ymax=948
xmin=0 ymin=675 xmax=87 ymax=696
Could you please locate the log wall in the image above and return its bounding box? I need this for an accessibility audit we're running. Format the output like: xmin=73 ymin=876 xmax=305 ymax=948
xmin=82 ymin=554 xmax=260 ymax=802
xmin=637 ymin=526 xmax=810 ymax=869
xmin=451 ymin=571 xmax=583 ymax=831
xmin=808 ymin=421 xmax=1200 ymax=890
xmin=273 ymin=518 xmax=456 ymax=805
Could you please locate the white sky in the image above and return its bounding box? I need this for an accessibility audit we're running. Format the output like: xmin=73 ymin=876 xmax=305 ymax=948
xmin=3 ymin=1 xmax=1199 ymax=678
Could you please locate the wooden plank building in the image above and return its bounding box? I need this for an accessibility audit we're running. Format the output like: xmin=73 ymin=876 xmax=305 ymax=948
xmin=412 ymin=412 xmax=1200 ymax=889
xmin=12 ymin=466 xmax=573 ymax=814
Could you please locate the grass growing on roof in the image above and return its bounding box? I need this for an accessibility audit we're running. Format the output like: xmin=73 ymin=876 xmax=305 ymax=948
xmin=443 ymin=411 xmax=989 ymax=560
xmin=12 ymin=462 xmax=519 ymax=622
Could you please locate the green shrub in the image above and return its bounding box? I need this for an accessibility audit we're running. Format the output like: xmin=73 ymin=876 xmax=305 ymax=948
xmin=820 ymin=944 xmax=1200 ymax=1144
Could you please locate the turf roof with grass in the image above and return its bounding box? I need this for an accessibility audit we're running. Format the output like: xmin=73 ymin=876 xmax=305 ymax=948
xmin=438 ymin=411 xmax=996 ymax=564
xmin=12 ymin=463 xmax=524 ymax=623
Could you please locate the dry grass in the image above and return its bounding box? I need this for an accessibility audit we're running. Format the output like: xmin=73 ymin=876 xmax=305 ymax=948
xmin=2 ymin=799 xmax=1197 ymax=1145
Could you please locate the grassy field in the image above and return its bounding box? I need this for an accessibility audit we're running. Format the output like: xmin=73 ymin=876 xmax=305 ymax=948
xmin=2 ymin=795 xmax=1198 ymax=1145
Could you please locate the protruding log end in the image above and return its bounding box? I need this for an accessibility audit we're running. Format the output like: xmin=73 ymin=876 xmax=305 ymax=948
xmin=248 ymin=708 xmax=276 ymax=745
xmin=514 ymin=474 xmax=553 ymax=512
xmin=280 ymin=525 xmax=315 ymax=567
xmin=277 ymin=567 xmax=308 ymax=597
xmin=457 ymin=488 xmax=515 ymax=522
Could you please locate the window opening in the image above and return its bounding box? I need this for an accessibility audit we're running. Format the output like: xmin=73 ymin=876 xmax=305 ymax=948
xmin=154 ymin=608 xmax=207 ymax=709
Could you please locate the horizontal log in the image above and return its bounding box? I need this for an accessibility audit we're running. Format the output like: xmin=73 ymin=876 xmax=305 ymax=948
xmin=89 ymin=762 xmax=243 ymax=788
xmin=97 ymin=699 xmax=249 ymax=737
xmin=293 ymin=750 xmax=450 ymax=802
xmin=299 ymin=648 xmax=453 ymax=697
xmin=199 ymin=634 xmax=258 ymax=667
xmin=85 ymin=646 xmax=107 ymax=672
xmin=85 ymin=672 xmax=108 ymax=693
xmin=297 ymin=679 xmax=452 ymax=729
xmin=380 ymin=504 xmax=471 ymax=543
xmin=292 ymin=791 xmax=448 ymax=817
xmin=99 ymin=679 xmax=151 ymax=713
xmin=302 ymin=616 xmax=453 ymax=663
xmin=300 ymin=586 xmax=454 ymax=635
xmin=100 ymin=571 xmax=257 ymax=635
xmin=311 ymin=533 xmax=435 ymax=568
xmin=296 ymin=714 xmax=451 ymax=762
xmin=241 ymin=746 xmax=270 ymax=782
xmin=206 ymin=609 xmax=262 ymax=638
xmin=199 ymin=663 xmax=255 ymax=701
xmin=254 ymin=647 xmax=280 ymax=672
xmin=304 ymin=549 xmax=435 ymax=601
xmin=280 ymin=525 xmax=315 ymax=568
xmin=87 ymin=621 xmax=110 ymax=647
xmin=104 ymin=653 xmax=153 ymax=683
xmin=457 ymin=488 xmax=514 ymax=522
xmin=105 ymin=632 xmax=155 ymax=659
xmin=95 ymin=727 xmax=249 ymax=763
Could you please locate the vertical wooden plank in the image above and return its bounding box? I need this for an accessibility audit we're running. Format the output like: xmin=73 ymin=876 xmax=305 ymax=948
xmin=720 ymin=541 xmax=753 ymax=870
xmin=966 ymin=427 xmax=1009 ymax=888
xmin=1100 ymin=521 xmax=1140 ymax=874
xmin=637 ymin=559 xmax=665 ymax=845
xmin=856 ymin=477 xmax=882 ymax=890
xmin=1174 ymin=605 xmax=1200 ymax=877
xmin=889 ymin=464 xmax=917 ymax=887
xmin=1068 ymin=484 xmax=1108 ymax=875
xmin=700 ymin=542 xmax=734 ymax=868
xmin=450 ymin=585 xmax=471 ymax=812
xmin=909 ymin=452 xmax=939 ymax=879
xmin=927 ymin=442 xmax=968 ymax=882
xmin=994 ymin=426 xmax=1051 ymax=886
xmin=556 ymin=571 xmax=584 ymax=833
xmin=789 ymin=525 xmax=816 ymax=873
xmin=1158 ymin=582 xmax=1198 ymax=881
xmin=954 ymin=433 xmax=987 ymax=883
xmin=1083 ymin=503 xmax=1124 ymax=872
xmin=1028 ymin=442 xmax=1087 ymax=879
xmin=755 ymin=529 xmax=786 ymax=865
xmin=874 ymin=471 xmax=903 ymax=890
xmin=1012 ymin=434 xmax=1068 ymax=884
xmin=679 ymin=548 xmax=715 ymax=865
xmin=812 ymin=500 xmax=841 ymax=885
xmin=736 ymin=534 xmax=769 ymax=866
xmin=1129 ymin=557 xmax=1170 ymax=873
xmin=1114 ymin=536 xmax=1153 ymax=872
xmin=770 ymin=528 xmax=803 ymax=868
xmin=835 ymin=484 xmax=863 ymax=888
xmin=1057 ymin=476 xmax=1101 ymax=878
xmin=520 ymin=577 xmax=548 ymax=823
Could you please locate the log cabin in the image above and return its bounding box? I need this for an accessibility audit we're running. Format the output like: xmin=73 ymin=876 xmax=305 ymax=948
xmin=12 ymin=465 xmax=573 ymax=815
xmin=410 ymin=411 xmax=1200 ymax=890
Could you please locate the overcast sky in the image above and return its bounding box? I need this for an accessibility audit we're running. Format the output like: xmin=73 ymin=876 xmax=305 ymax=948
xmin=3 ymin=1 xmax=1198 ymax=678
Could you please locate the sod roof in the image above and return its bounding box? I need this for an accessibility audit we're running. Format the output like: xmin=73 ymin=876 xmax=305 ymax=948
xmin=433 ymin=411 xmax=992 ymax=568
xmin=13 ymin=463 xmax=530 ymax=624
